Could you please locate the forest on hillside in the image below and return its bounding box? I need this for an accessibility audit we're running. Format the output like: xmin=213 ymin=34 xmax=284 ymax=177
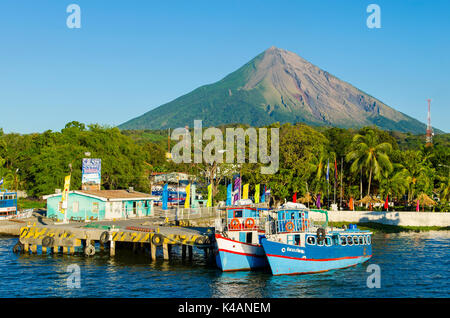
xmin=1 ymin=121 xmax=449 ymax=211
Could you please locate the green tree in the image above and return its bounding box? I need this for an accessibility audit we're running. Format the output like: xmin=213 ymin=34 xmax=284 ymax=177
xmin=346 ymin=129 xmax=393 ymax=196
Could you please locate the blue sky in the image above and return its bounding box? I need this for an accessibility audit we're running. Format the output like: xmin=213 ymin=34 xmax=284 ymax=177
xmin=0 ymin=0 xmax=448 ymax=133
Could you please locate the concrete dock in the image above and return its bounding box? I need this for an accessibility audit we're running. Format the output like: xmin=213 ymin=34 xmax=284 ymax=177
xmin=1 ymin=212 xmax=215 ymax=261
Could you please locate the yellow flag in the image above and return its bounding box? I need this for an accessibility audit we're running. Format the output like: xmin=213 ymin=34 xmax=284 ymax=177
xmin=254 ymin=184 xmax=260 ymax=203
xmin=243 ymin=184 xmax=249 ymax=200
xmin=207 ymin=184 xmax=212 ymax=207
xmin=184 ymin=184 xmax=191 ymax=208
xmin=60 ymin=175 xmax=71 ymax=214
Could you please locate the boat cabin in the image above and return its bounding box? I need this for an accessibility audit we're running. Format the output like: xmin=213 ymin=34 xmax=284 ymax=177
xmin=272 ymin=209 xmax=310 ymax=233
xmin=0 ymin=190 xmax=17 ymax=218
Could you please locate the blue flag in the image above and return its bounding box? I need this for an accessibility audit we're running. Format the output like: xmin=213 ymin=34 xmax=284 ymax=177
xmin=226 ymin=184 xmax=232 ymax=206
xmin=261 ymin=185 xmax=266 ymax=203
xmin=326 ymin=159 xmax=330 ymax=181
xmin=162 ymin=184 xmax=168 ymax=210
xmin=0 ymin=178 xmax=3 ymax=186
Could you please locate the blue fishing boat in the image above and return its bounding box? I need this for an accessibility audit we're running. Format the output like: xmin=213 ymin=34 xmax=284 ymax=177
xmin=214 ymin=206 xmax=269 ymax=271
xmin=261 ymin=208 xmax=372 ymax=275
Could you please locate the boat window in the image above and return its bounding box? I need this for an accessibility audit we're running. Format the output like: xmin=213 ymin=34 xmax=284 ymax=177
xmin=306 ymin=236 xmax=316 ymax=245
xmin=359 ymin=236 xmax=364 ymax=245
xmin=294 ymin=235 xmax=300 ymax=245
xmin=325 ymin=237 xmax=332 ymax=246
xmin=353 ymin=236 xmax=359 ymax=245
xmin=347 ymin=236 xmax=353 ymax=245
xmin=291 ymin=212 xmax=295 ymax=219
xmin=367 ymin=235 xmax=371 ymax=244
xmin=317 ymin=238 xmax=324 ymax=246
xmin=234 ymin=210 xmax=243 ymax=218
xmin=340 ymin=236 xmax=347 ymax=246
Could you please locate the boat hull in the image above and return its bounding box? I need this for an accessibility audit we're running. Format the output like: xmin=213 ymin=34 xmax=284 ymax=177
xmin=215 ymin=234 xmax=268 ymax=271
xmin=261 ymin=238 xmax=372 ymax=275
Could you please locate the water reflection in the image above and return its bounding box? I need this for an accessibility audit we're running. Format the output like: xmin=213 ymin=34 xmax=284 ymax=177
xmin=1 ymin=231 xmax=449 ymax=298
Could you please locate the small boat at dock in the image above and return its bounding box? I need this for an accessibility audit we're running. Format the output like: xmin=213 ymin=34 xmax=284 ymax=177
xmin=214 ymin=206 xmax=269 ymax=271
xmin=0 ymin=190 xmax=33 ymax=220
xmin=261 ymin=208 xmax=372 ymax=275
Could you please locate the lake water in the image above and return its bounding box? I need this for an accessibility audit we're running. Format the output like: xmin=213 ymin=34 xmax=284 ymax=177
xmin=0 ymin=232 xmax=449 ymax=298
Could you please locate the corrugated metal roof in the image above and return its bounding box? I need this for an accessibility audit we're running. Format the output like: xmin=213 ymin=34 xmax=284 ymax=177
xmin=78 ymin=190 xmax=154 ymax=200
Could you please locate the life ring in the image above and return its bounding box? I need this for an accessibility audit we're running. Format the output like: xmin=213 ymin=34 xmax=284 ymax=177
xmin=84 ymin=245 xmax=96 ymax=256
xmin=316 ymin=228 xmax=326 ymax=243
xmin=152 ymin=234 xmax=164 ymax=246
xmin=230 ymin=218 xmax=240 ymax=230
xmin=245 ymin=218 xmax=255 ymax=229
xmin=41 ymin=236 xmax=54 ymax=247
xmin=285 ymin=221 xmax=295 ymax=232
xmin=99 ymin=231 xmax=110 ymax=244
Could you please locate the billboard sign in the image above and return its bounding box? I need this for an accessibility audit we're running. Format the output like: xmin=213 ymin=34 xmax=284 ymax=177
xmin=82 ymin=158 xmax=101 ymax=190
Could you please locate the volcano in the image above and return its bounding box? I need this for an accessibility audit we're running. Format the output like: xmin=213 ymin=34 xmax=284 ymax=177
xmin=119 ymin=46 xmax=426 ymax=133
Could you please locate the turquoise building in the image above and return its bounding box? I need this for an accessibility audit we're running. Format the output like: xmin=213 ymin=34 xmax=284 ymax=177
xmin=43 ymin=190 xmax=158 ymax=221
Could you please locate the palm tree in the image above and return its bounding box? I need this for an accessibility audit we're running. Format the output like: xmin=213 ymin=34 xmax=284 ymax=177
xmin=400 ymin=150 xmax=433 ymax=202
xmin=346 ymin=130 xmax=393 ymax=196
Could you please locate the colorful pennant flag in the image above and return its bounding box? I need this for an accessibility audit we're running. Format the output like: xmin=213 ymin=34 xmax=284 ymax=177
xmin=326 ymin=159 xmax=330 ymax=181
xmin=226 ymin=184 xmax=232 ymax=206
xmin=349 ymin=197 xmax=354 ymax=211
xmin=316 ymin=194 xmax=321 ymax=208
xmin=293 ymin=192 xmax=297 ymax=203
xmin=384 ymin=195 xmax=389 ymax=211
xmin=207 ymin=184 xmax=212 ymax=207
xmin=254 ymin=184 xmax=260 ymax=204
xmin=184 ymin=184 xmax=191 ymax=208
xmin=162 ymin=183 xmax=168 ymax=210
xmin=242 ymin=184 xmax=249 ymax=200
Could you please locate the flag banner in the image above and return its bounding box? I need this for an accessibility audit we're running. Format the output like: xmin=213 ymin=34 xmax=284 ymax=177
xmin=226 ymin=184 xmax=232 ymax=206
xmin=207 ymin=184 xmax=212 ymax=207
xmin=334 ymin=158 xmax=338 ymax=180
xmin=242 ymin=184 xmax=249 ymax=200
xmin=293 ymin=192 xmax=297 ymax=203
xmin=349 ymin=197 xmax=354 ymax=211
xmin=416 ymin=199 xmax=420 ymax=212
xmin=326 ymin=159 xmax=330 ymax=181
xmin=261 ymin=185 xmax=266 ymax=203
xmin=184 ymin=184 xmax=191 ymax=208
xmin=60 ymin=175 xmax=71 ymax=214
xmin=0 ymin=178 xmax=3 ymax=186
xmin=233 ymin=177 xmax=241 ymax=202
xmin=316 ymin=194 xmax=321 ymax=208
xmin=384 ymin=195 xmax=389 ymax=211
xmin=254 ymin=184 xmax=260 ymax=204
xmin=191 ymin=184 xmax=197 ymax=208
xmin=162 ymin=184 xmax=168 ymax=210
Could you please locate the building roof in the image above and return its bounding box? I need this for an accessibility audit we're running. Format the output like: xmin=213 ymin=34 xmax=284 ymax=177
xmin=43 ymin=190 xmax=158 ymax=202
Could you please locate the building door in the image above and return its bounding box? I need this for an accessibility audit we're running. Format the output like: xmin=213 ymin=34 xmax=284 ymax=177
xmin=105 ymin=202 xmax=123 ymax=219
